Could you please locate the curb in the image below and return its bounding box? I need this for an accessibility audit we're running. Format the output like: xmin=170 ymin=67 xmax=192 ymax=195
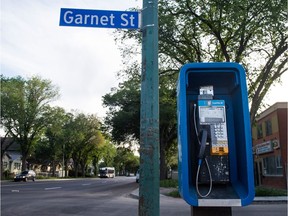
xmin=253 ymin=196 xmax=287 ymax=204
xmin=130 ymin=188 xmax=288 ymax=204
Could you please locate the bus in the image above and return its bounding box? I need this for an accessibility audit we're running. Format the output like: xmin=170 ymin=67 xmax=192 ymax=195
xmin=99 ymin=167 xmax=115 ymax=178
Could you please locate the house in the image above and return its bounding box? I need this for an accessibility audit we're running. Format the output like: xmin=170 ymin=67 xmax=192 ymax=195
xmin=1 ymin=137 xmax=65 ymax=177
xmin=1 ymin=137 xmax=22 ymax=175
xmin=252 ymin=102 xmax=287 ymax=189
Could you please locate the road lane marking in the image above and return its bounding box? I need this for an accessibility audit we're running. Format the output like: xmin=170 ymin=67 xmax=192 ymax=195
xmin=82 ymin=183 xmax=91 ymax=186
xmin=11 ymin=190 xmax=20 ymax=192
xmin=45 ymin=187 xmax=62 ymax=190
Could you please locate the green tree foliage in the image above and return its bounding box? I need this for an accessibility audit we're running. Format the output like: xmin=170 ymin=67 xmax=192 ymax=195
xmin=91 ymin=140 xmax=116 ymax=176
xmin=158 ymin=0 xmax=287 ymax=122
xmin=103 ymin=75 xmax=141 ymax=142
xmin=117 ymin=0 xmax=287 ymax=121
xmin=159 ymin=74 xmax=178 ymax=179
xmin=63 ymin=113 xmax=105 ymax=177
xmin=113 ymin=147 xmax=139 ymax=176
xmin=103 ymin=68 xmax=178 ymax=179
xmin=1 ymin=76 xmax=59 ymax=171
xmin=99 ymin=141 xmax=117 ymax=167
xmin=33 ymin=107 xmax=70 ymax=176
xmin=1 ymin=75 xmax=112 ymax=178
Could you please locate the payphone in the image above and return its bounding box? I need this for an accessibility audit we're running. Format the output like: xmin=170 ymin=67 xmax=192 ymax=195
xmin=177 ymin=62 xmax=254 ymax=207
xmin=193 ymin=86 xmax=230 ymax=197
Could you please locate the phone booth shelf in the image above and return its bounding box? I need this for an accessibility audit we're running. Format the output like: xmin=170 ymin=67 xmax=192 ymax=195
xmin=177 ymin=62 xmax=255 ymax=207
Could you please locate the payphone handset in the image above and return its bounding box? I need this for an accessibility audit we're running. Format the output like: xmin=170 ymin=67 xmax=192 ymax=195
xmin=198 ymin=100 xmax=229 ymax=156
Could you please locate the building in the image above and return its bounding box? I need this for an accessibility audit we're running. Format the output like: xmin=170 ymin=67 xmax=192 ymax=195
xmin=1 ymin=137 xmax=65 ymax=177
xmin=252 ymin=102 xmax=287 ymax=189
xmin=1 ymin=137 xmax=22 ymax=175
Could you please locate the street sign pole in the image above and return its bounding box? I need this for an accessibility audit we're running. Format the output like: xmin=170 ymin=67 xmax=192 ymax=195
xmin=139 ymin=0 xmax=159 ymax=216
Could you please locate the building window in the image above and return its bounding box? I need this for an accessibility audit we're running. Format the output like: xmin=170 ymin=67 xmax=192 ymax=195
xmin=265 ymin=120 xmax=272 ymax=136
xmin=276 ymin=156 xmax=283 ymax=168
xmin=263 ymin=155 xmax=283 ymax=176
xmin=14 ymin=162 xmax=21 ymax=170
xmin=257 ymin=123 xmax=263 ymax=139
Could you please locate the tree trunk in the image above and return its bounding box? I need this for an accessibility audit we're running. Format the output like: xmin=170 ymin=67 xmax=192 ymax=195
xmin=160 ymin=139 xmax=167 ymax=180
xmin=93 ymin=158 xmax=98 ymax=176
xmin=81 ymin=164 xmax=85 ymax=177
xmin=52 ymin=160 xmax=56 ymax=177
xmin=65 ymin=161 xmax=68 ymax=177
xmin=22 ymin=155 xmax=27 ymax=171
xmin=1 ymin=159 xmax=4 ymax=178
xmin=74 ymin=162 xmax=78 ymax=177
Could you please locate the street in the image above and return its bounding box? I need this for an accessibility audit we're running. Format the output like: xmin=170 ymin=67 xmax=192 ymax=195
xmin=1 ymin=176 xmax=139 ymax=216
xmin=1 ymin=177 xmax=287 ymax=216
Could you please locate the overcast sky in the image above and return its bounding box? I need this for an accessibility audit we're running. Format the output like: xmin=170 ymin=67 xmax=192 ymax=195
xmin=1 ymin=0 xmax=141 ymax=118
xmin=1 ymin=0 xmax=287 ymax=119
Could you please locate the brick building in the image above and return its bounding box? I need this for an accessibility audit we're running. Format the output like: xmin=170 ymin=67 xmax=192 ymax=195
xmin=252 ymin=102 xmax=287 ymax=189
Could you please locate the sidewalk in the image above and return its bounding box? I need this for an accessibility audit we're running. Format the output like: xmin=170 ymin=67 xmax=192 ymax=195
xmin=130 ymin=188 xmax=288 ymax=204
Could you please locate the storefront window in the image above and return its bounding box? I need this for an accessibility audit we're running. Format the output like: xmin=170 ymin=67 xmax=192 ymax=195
xmin=263 ymin=155 xmax=283 ymax=176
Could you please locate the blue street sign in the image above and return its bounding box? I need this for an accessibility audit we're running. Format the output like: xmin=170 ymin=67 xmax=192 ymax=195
xmin=59 ymin=8 xmax=140 ymax=29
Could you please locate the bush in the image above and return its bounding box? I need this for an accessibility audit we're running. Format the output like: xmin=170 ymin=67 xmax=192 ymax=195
xmin=255 ymin=186 xmax=287 ymax=196
xmin=160 ymin=179 xmax=178 ymax=188
xmin=2 ymin=170 xmax=14 ymax=180
xmin=162 ymin=183 xmax=288 ymax=198
xmin=168 ymin=190 xmax=181 ymax=198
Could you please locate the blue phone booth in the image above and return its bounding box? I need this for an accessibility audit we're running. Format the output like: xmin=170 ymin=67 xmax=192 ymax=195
xmin=177 ymin=62 xmax=254 ymax=207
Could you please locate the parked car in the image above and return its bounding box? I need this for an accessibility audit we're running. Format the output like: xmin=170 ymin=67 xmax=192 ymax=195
xmin=14 ymin=170 xmax=36 ymax=182
xmin=136 ymin=170 xmax=139 ymax=183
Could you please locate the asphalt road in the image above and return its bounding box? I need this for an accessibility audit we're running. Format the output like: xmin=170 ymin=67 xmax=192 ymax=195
xmin=1 ymin=176 xmax=139 ymax=216
xmin=1 ymin=177 xmax=287 ymax=216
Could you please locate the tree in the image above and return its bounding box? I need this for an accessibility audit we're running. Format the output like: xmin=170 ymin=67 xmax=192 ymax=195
xmin=103 ymin=68 xmax=178 ymax=179
xmin=118 ymin=0 xmax=287 ymax=121
xmin=103 ymin=75 xmax=141 ymax=143
xmin=61 ymin=112 xmax=75 ymax=177
xmin=92 ymin=140 xmax=117 ymax=176
xmin=100 ymin=141 xmax=117 ymax=167
xmin=1 ymin=76 xmax=59 ymax=171
xmin=78 ymin=129 xmax=105 ymax=177
xmin=63 ymin=113 xmax=105 ymax=177
xmin=113 ymin=147 xmax=139 ymax=176
xmin=33 ymin=107 xmax=69 ymax=176
xmin=157 ymin=0 xmax=287 ymax=122
xmin=158 ymin=74 xmax=178 ymax=178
